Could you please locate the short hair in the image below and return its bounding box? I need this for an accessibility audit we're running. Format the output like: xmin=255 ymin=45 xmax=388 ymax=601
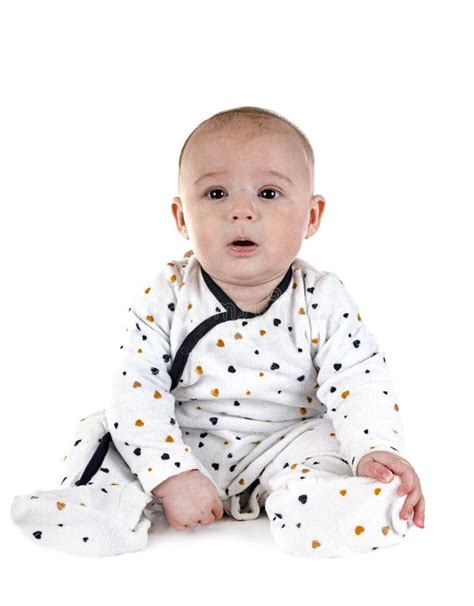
xmin=178 ymin=106 xmax=315 ymax=178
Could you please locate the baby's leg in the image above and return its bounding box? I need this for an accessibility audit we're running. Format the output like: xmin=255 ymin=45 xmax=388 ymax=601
xmin=261 ymin=417 xmax=414 ymax=558
xmin=10 ymin=410 xmax=153 ymax=557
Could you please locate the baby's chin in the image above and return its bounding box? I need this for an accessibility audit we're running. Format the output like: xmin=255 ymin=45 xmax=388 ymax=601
xmin=201 ymin=257 xmax=287 ymax=286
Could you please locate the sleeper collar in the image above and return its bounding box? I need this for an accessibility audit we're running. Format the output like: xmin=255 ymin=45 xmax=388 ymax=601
xmin=200 ymin=262 xmax=293 ymax=318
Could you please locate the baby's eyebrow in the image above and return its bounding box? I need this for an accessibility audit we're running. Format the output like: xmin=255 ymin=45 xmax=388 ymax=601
xmin=193 ymin=170 xmax=293 ymax=186
xmin=261 ymin=170 xmax=294 ymax=185
xmin=193 ymin=171 xmax=227 ymax=185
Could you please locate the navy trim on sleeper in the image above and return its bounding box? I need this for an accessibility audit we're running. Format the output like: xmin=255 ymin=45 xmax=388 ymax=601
xmin=169 ymin=263 xmax=293 ymax=390
xmin=75 ymin=262 xmax=293 ymax=486
xmin=74 ymin=432 xmax=112 ymax=486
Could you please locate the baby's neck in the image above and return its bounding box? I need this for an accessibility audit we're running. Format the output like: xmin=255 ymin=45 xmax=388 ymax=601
xmin=233 ymin=293 xmax=272 ymax=314
xmin=209 ymin=270 xmax=288 ymax=314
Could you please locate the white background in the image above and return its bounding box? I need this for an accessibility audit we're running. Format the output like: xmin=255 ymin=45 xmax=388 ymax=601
xmin=1 ymin=0 xmax=471 ymax=603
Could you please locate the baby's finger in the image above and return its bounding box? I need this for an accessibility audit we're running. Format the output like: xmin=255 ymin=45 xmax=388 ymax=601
xmin=362 ymin=461 xmax=394 ymax=482
xmin=199 ymin=513 xmax=215 ymax=526
xmin=412 ymin=493 xmax=425 ymax=527
xmin=213 ymin=499 xmax=224 ymax=519
xmin=399 ymin=485 xmax=421 ymax=520
xmin=379 ymin=457 xmax=416 ymax=496
xmin=214 ymin=508 xmax=224 ymax=520
xmin=397 ymin=470 xmax=417 ymax=497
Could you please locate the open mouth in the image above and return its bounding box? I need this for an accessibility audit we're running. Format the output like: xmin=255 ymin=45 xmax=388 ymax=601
xmin=230 ymin=239 xmax=257 ymax=246
xmin=227 ymin=239 xmax=260 ymax=254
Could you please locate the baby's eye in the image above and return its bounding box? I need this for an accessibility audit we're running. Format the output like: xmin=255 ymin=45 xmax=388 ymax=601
xmin=259 ymin=188 xmax=280 ymax=200
xmin=206 ymin=188 xmax=227 ymax=200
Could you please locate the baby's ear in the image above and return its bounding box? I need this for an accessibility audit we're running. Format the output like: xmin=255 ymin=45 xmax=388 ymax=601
xmin=171 ymin=196 xmax=182 ymax=215
xmin=171 ymin=196 xmax=188 ymax=238
xmin=306 ymin=194 xmax=326 ymax=237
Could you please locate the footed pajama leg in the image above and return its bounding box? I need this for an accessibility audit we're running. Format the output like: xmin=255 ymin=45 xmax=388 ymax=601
xmin=10 ymin=409 xmax=154 ymax=557
xmin=261 ymin=418 xmax=414 ymax=558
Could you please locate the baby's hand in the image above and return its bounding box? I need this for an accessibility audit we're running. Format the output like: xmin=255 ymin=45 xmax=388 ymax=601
xmin=356 ymin=451 xmax=425 ymax=529
xmin=152 ymin=470 xmax=224 ymax=531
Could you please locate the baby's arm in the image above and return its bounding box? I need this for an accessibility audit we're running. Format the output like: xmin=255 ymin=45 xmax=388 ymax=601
xmin=309 ymin=274 xmax=425 ymax=528
xmin=309 ymin=272 xmax=407 ymax=476
xmin=105 ymin=264 xmax=204 ymax=497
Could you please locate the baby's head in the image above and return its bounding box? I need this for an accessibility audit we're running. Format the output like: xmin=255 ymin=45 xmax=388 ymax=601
xmin=171 ymin=106 xmax=325 ymax=285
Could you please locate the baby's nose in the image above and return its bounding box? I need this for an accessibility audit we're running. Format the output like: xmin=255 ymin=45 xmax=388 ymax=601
xmin=229 ymin=201 xmax=257 ymax=219
xmin=231 ymin=211 xmax=254 ymax=220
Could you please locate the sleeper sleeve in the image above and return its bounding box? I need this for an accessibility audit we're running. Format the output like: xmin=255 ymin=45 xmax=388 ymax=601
xmin=308 ymin=272 xmax=408 ymax=477
xmin=105 ymin=265 xmax=202 ymax=496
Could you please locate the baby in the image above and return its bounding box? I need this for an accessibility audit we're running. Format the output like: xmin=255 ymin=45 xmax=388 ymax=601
xmin=11 ymin=106 xmax=425 ymax=559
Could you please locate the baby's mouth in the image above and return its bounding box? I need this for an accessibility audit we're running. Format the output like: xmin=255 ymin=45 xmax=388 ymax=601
xmin=227 ymin=239 xmax=260 ymax=254
xmin=230 ymin=239 xmax=257 ymax=246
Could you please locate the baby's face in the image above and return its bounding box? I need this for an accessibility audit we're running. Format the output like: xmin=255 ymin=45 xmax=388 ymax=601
xmin=172 ymin=123 xmax=325 ymax=286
